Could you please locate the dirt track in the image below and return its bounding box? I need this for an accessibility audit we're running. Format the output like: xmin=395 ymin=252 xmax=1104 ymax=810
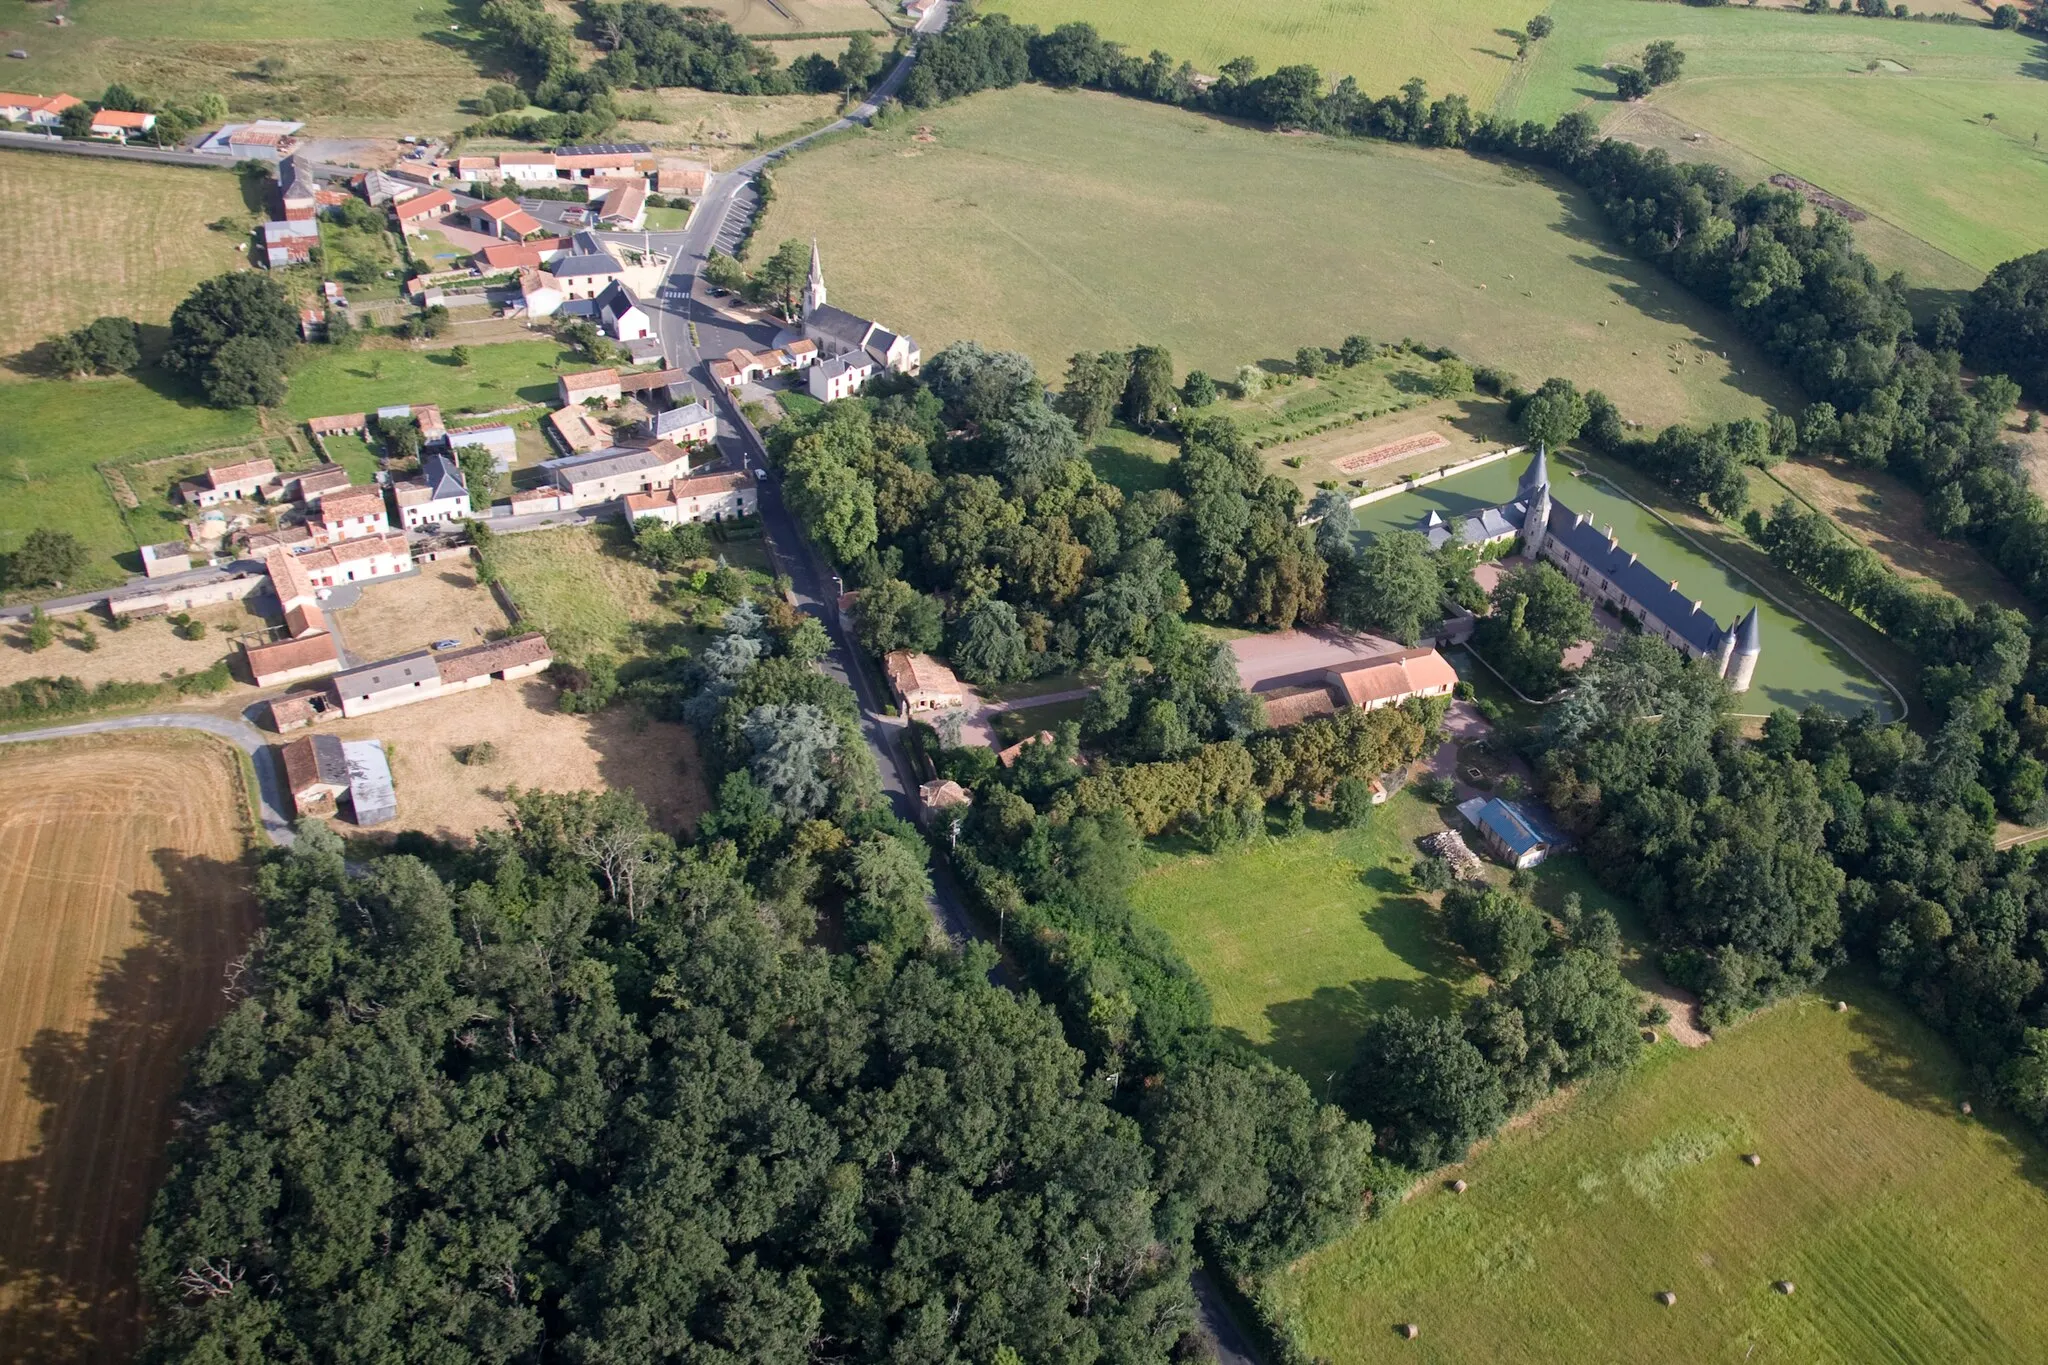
xmin=0 ymin=733 xmax=257 ymax=1361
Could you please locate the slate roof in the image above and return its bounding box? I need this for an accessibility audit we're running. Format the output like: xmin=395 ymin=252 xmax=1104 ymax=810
xmin=553 ymin=252 xmax=624 ymax=278
xmin=335 ymin=650 xmax=438 ymax=699
xmin=596 ymin=280 xmax=643 ymax=329
xmin=555 ymin=142 xmax=650 ymax=157
xmin=650 ymin=402 xmax=714 ymax=437
xmin=1544 ymin=504 xmax=1728 ymax=654
xmin=417 ymin=451 xmax=467 ymax=500
xmin=1420 ymin=501 xmax=1526 ymax=550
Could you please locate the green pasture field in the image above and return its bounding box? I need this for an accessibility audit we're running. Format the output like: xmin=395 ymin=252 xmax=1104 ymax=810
xmin=1501 ymin=0 xmax=2048 ymax=276
xmin=983 ymin=0 xmax=1536 ymax=105
xmin=1130 ymin=792 xmax=1478 ymax=1083
xmin=0 ymin=151 xmax=255 ymax=362
xmin=1268 ymin=986 xmax=2048 ymax=1363
xmin=1350 ymin=455 xmax=1897 ymax=717
xmin=0 ymin=340 xmax=574 ymax=592
xmin=757 ymin=87 xmax=1790 ymax=432
xmin=0 ymin=0 xmax=494 ymax=136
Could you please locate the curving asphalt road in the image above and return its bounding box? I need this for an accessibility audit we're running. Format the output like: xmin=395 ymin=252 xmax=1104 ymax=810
xmin=0 ymin=712 xmax=296 ymax=845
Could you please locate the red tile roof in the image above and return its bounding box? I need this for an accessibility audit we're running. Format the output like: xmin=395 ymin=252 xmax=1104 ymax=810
xmin=393 ymin=188 xmax=456 ymax=220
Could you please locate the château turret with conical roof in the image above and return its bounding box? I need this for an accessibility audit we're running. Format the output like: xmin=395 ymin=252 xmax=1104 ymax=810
xmin=1520 ymin=443 xmax=1552 ymax=561
xmin=1725 ymin=604 xmax=1762 ymax=693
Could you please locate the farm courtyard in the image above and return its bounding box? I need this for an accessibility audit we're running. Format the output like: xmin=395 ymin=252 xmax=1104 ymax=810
xmin=753 ymin=85 xmax=1791 ymax=432
xmin=1268 ymin=987 xmax=2048 ymax=1364
xmin=0 ymin=733 xmax=257 ymax=1362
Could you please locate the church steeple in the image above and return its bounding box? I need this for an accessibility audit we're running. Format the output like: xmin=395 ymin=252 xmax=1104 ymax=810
xmin=804 ymin=239 xmax=826 ymax=317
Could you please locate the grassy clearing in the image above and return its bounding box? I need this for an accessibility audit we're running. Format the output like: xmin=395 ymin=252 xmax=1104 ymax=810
xmin=1504 ymin=0 xmax=2048 ymax=276
xmin=483 ymin=525 xmax=669 ymax=664
xmin=1352 ymin=455 xmax=1898 ymax=717
xmin=0 ymin=0 xmax=495 ymax=137
xmin=0 ymin=733 xmax=256 ymax=1361
xmin=757 ymin=86 xmax=1790 ymax=431
xmin=984 ymin=0 xmax=1537 ymax=105
xmin=1130 ymin=793 xmax=1477 ymax=1083
xmin=0 ymin=151 xmax=254 ymax=363
xmin=1269 ymin=985 xmax=2048 ymax=1364
xmin=1758 ymin=458 xmax=2032 ymax=614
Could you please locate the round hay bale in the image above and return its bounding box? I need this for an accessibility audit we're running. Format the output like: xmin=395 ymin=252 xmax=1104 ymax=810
xmin=1397 ymin=1322 xmax=1419 ymax=1340
xmin=1642 ymin=1027 xmax=1659 ymax=1044
xmin=1743 ymin=1153 xmax=1762 ymax=1167
xmin=1449 ymin=1179 xmax=1468 ymax=1194
xmin=1961 ymin=1100 xmax=1974 ymax=1115
xmin=1774 ymin=1280 xmax=1795 ymax=1295
xmin=1656 ymin=1291 xmax=1677 ymax=1307
xmin=1834 ymin=1000 xmax=1848 ymax=1012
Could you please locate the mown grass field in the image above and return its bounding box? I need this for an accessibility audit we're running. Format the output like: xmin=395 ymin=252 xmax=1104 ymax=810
xmin=984 ymin=0 xmax=1537 ymax=105
xmin=0 ymin=733 xmax=257 ymax=1363
xmin=758 ymin=86 xmax=1789 ymax=430
xmin=0 ymin=152 xmax=254 ymax=363
xmin=1352 ymin=455 xmax=1899 ymax=717
xmin=0 ymin=339 xmax=576 ymax=594
xmin=1269 ymin=986 xmax=2048 ymax=1364
xmin=1502 ymin=0 xmax=2048 ymax=278
xmin=1131 ymin=793 xmax=1475 ymax=1083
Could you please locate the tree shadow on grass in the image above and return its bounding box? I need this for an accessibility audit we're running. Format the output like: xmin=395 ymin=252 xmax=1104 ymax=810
xmin=1259 ymin=975 xmax=1464 ymax=1085
xmin=0 ymin=847 xmax=256 ymax=1364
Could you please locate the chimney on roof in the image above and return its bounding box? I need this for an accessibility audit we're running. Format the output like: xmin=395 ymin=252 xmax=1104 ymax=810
xmin=1605 ymin=525 xmax=1617 ymax=549
xmin=1626 ymin=553 xmax=1638 ymax=569
xmin=1670 ymin=578 xmax=1680 ymax=591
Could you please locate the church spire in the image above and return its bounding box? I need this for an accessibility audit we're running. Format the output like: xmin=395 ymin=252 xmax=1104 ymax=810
xmin=804 ymin=239 xmax=826 ymax=316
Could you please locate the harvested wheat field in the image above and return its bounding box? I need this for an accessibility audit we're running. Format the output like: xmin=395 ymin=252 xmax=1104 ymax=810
xmin=0 ymin=733 xmax=257 ymax=1361
xmin=326 ymin=677 xmax=710 ymax=840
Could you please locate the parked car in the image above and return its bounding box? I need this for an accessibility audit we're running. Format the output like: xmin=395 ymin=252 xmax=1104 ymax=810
xmin=751 ymin=467 xmax=767 ymax=482
xmin=432 ymin=639 xmax=460 ymax=650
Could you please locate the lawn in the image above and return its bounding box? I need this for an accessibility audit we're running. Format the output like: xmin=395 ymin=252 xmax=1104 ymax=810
xmin=1501 ymin=0 xmax=2048 ymax=279
xmin=0 ymin=339 xmax=575 ymax=595
xmin=1267 ymin=985 xmax=2048 ymax=1364
xmin=1351 ymin=455 xmax=1898 ymax=717
xmin=1130 ymin=792 xmax=1479 ymax=1083
xmin=0 ymin=151 xmax=254 ymax=363
xmin=757 ymin=86 xmax=1791 ymax=431
xmin=0 ymin=0 xmax=496 ymax=137
xmin=984 ymin=0 xmax=1538 ymax=105
xmin=484 ymin=524 xmax=674 ymax=664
